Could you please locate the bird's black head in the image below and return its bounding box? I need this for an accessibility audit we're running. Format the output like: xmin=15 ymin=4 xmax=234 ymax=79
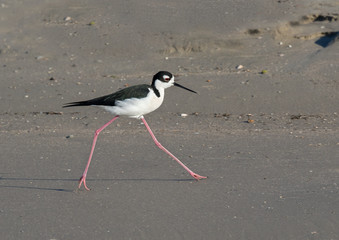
xmin=152 ymin=71 xmax=197 ymax=94
xmin=152 ymin=71 xmax=173 ymax=83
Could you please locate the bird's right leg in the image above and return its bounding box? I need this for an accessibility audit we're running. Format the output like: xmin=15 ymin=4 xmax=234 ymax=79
xmin=140 ymin=116 xmax=207 ymax=180
xmin=78 ymin=115 xmax=119 ymax=190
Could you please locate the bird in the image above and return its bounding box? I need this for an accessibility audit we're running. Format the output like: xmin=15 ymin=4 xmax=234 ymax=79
xmin=63 ymin=71 xmax=207 ymax=190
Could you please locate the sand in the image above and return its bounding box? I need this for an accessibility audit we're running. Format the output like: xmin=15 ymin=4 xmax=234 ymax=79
xmin=1 ymin=0 xmax=338 ymax=239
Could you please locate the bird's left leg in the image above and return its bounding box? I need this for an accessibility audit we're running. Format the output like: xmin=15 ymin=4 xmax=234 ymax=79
xmin=78 ymin=115 xmax=119 ymax=190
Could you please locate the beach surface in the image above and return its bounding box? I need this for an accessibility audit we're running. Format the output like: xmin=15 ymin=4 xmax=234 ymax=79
xmin=1 ymin=1 xmax=338 ymax=239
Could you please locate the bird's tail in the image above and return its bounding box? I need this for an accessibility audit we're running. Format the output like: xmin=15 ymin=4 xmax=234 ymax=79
xmin=62 ymin=100 xmax=92 ymax=108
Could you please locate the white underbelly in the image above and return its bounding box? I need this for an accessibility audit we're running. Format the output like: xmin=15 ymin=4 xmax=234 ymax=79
xmin=102 ymin=89 xmax=164 ymax=118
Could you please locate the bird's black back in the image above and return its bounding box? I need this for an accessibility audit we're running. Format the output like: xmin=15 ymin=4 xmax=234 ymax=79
xmin=63 ymin=84 xmax=151 ymax=108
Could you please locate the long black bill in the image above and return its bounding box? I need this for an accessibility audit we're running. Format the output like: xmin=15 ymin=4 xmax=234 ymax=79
xmin=174 ymin=82 xmax=197 ymax=94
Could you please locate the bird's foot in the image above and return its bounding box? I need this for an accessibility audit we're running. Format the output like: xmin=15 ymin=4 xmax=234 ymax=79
xmin=190 ymin=172 xmax=207 ymax=180
xmin=78 ymin=175 xmax=91 ymax=191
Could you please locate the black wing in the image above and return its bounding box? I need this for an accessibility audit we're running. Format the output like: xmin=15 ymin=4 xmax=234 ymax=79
xmin=63 ymin=84 xmax=151 ymax=108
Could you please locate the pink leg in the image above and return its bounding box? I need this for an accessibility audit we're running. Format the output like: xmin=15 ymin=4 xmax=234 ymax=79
xmin=78 ymin=115 xmax=119 ymax=190
xmin=141 ymin=116 xmax=207 ymax=180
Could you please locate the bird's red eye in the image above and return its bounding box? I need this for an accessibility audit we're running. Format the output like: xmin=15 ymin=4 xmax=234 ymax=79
xmin=164 ymin=77 xmax=170 ymax=82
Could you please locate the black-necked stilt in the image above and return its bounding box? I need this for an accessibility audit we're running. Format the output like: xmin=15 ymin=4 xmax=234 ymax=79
xmin=64 ymin=71 xmax=207 ymax=190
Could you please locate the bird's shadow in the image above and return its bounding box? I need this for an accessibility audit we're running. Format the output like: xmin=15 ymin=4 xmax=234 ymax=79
xmin=0 ymin=176 xmax=194 ymax=192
